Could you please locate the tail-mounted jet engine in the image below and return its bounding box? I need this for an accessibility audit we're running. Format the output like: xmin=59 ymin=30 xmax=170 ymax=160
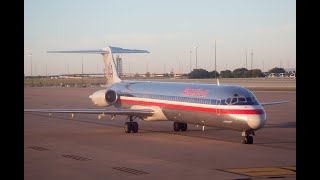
xmin=89 ymin=89 xmax=118 ymax=107
xmin=105 ymin=89 xmax=118 ymax=104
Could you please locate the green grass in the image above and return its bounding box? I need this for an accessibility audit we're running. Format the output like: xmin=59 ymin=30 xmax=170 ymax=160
xmin=24 ymin=77 xmax=106 ymax=86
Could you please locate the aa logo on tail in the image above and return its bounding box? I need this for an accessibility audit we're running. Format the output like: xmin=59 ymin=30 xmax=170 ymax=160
xmin=107 ymin=62 xmax=113 ymax=78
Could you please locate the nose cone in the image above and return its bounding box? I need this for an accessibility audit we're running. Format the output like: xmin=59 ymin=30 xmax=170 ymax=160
xmin=247 ymin=113 xmax=266 ymax=130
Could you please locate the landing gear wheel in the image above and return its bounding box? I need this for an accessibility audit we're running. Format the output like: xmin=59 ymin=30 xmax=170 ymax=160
xmin=242 ymin=130 xmax=255 ymax=144
xmin=243 ymin=139 xmax=248 ymax=144
xmin=124 ymin=122 xmax=132 ymax=133
xmin=173 ymin=122 xmax=180 ymax=131
xmin=132 ymin=122 xmax=139 ymax=133
xmin=180 ymin=123 xmax=188 ymax=131
xmin=243 ymin=136 xmax=253 ymax=144
xmin=247 ymin=136 xmax=253 ymax=144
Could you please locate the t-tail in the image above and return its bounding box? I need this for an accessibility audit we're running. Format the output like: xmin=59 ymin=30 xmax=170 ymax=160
xmin=47 ymin=46 xmax=149 ymax=85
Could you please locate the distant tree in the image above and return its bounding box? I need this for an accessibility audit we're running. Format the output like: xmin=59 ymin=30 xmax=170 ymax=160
xmin=134 ymin=73 xmax=140 ymax=78
xmin=163 ymin=73 xmax=170 ymax=77
xmin=245 ymin=69 xmax=265 ymax=77
xmin=188 ymin=69 xmax=210 ymax=79
xmin=269 ymin=67 xmax=285 ymax=73
xmin=209 ymin=70 xmax=220 ymax=78
xmin=220 ymin=70 xmax=233 ymax=78
xmin=244 ymin=70 xmax=252 ymax=77
xmin=252 ymin=69 xmax=265 ymax=77
xmin=145 ymin=72 xmax=151 ymax=78
xmin=232 ymin=68 xmax=248 ymax=78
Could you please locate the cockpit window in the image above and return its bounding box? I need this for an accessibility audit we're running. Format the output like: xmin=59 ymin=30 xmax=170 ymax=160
xmin=226 ymin=98 xmax=231 ymax=104
xmin=231 ymin=97 xmax=238 ymax=104
xmin=225 ymin=93 xmax=248 ymax=105
xmin=246 ymin=96 xmax=257 ymax=103
xmin=238 ymin=97 xmax=246 ymax=102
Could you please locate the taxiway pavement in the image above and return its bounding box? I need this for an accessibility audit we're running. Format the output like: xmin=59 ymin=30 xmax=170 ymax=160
xmin=24 ymin=86 xmax=296 ymax=180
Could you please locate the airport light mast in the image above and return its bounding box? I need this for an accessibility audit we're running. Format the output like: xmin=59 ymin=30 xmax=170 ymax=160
xmin=251 ymin=49 xmax=253 ymax=78
xmin=82 ymin=56 xmax=84 ymax=84
xmin=189 ymin=50 xmax=192 ymax=72
xmin=245 ymin=48 xmax=248 ymax=69
xmin=28 ymin=53 xmax=33 ymax=86
xmin=251 ymin=49 xmax=253 ymax=70
xmin=194 ymin=46 xmax=198 ymax=69
xmin=214 ymin=40 xmax=217 ymax=78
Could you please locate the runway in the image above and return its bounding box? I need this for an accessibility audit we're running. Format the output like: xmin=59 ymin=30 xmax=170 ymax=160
xmin=24 ymin=87 xmax=296 ymax=180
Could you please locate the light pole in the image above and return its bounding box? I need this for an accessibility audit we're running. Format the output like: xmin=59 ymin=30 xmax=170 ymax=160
xmin=28 ymin=53 xmax=33 ymax=86
xmin=189 ymin=50 xmax=192 ymax=72
xmin=251 ymin=49 xmax=253 ymax=78
xmin=194 ymin=46 xmax=198 ymax=69
xmin=82 ymin=56 xmax=84 ymax=84
xmin=214 ymin=40 xmax=217 ymax=78
xmin=251 ymin=49 xmax=253 ymax=70
xmin=245 ymin=48 xmax=247 ymax=69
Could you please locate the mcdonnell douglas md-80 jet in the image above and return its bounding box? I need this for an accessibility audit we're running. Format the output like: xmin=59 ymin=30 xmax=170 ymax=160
xmin=24 ymin=46 xmax=288 ymax=144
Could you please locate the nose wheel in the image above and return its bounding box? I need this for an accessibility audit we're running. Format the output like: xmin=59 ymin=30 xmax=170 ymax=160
xmin=242 ymin=130 xmax=255 ymax=144
xmin=243 ymin=136 xmax=253 ymax=144
xmin=124 ymin=116 xmax=139 ymax=133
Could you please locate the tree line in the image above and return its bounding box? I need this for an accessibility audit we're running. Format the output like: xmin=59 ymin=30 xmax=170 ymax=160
xmin=187 ymin=67 xmax=286 ymax=79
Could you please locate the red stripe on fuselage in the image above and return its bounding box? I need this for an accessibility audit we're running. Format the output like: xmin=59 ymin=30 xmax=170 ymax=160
xmin=118 ymin=99 xmax=264 ymax=115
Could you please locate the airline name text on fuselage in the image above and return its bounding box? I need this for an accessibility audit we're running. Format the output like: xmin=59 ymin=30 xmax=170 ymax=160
xmin=182 ymin=88 xmax=209 ymax=97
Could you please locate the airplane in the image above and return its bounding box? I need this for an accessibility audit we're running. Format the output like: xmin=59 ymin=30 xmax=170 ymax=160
xmin=24 ymin=46 xmax=289 ymax=144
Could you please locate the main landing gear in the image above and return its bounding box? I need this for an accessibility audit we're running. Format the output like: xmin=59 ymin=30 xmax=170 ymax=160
xmin=173 ymin=122 xmax=188 ymax=131
xmin=242 ymin=130 xmax=255 ymax=144
xmin=124 ymin=116 xmax=139 ymax=133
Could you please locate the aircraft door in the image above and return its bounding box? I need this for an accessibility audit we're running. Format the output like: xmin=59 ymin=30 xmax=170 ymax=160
xmin=216 ymin=99 xmax=221 ymax=115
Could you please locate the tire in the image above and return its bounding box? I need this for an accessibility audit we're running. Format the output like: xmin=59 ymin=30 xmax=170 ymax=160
xmin=247 ymin=136 xmax=253 ymax=144
xmin=173 ymin=122 xmax=180 ymax=131
xmin=124 ymin=122 xmax=132 ymax=133
xmin=132 ymin=122 xmax=139 ymax=133
xmin=243 ymin=138 xmax=248 ymax=144
xmin=180 ymin=123 xmax=188 ymax=131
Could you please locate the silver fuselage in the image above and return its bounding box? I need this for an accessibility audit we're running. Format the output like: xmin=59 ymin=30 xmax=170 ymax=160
xmin=92 ymin=80 xmax=266 ymax=132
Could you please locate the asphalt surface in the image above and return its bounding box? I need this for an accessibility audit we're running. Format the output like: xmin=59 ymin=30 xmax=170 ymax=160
xmin=24 ymin=85 xmax=296 ymax=180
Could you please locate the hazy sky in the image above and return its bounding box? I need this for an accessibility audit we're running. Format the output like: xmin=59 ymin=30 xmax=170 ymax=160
xmin=24 ymin=0 xmax=296 ymax=76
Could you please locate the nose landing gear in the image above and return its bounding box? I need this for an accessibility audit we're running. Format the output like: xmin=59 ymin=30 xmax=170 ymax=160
xmin=242 ymin=130 xmax=255 ymax=144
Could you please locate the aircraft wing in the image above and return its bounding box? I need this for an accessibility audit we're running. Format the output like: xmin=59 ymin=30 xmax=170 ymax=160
xmin=24 ymin=108 xmax=154 ymax=117
xmin=260 ymin=101 xmax=289 ymax=106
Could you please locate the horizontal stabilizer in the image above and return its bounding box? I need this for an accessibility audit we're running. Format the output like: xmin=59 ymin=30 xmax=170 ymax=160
xmin=47 ymin=46 xmax=149 ymax=54
xmin=110 ymin=47 xmax=150 ymax=54
xmin=47 ymin=50 xmax=108 ymax=54
xmin=260 ymin=101 xmax=289 ymax=106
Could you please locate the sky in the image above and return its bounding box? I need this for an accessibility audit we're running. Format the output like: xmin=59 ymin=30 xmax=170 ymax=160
xmin=24 ymin=0 xmax=296 ymax=76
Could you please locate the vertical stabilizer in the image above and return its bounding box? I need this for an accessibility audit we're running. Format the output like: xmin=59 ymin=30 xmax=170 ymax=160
xmin=102 ymin=47 xmax=121 ymax=85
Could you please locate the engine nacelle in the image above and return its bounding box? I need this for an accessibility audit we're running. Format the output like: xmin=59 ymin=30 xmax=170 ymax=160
xmin=89 ymin=89 xmax=118 ymax=107
xmin=105 ymin=89 xmax=118 ymax=104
